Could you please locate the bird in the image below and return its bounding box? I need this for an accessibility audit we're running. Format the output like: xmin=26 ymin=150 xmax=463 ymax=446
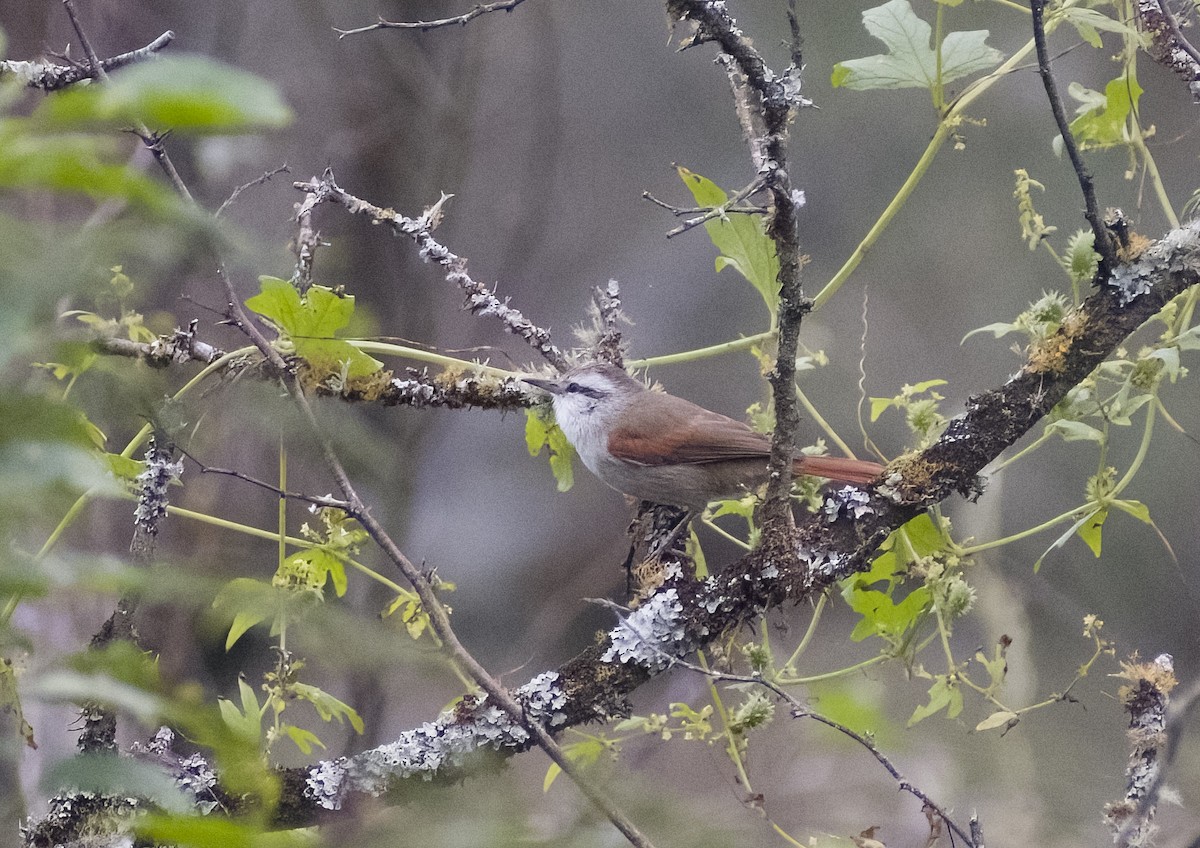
xmin=524 ymin=362 xmax=884 ymax=512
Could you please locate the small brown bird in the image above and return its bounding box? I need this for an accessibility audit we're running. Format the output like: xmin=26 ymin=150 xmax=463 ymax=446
xmin=524 ymin=362 xmax=883 ymax=511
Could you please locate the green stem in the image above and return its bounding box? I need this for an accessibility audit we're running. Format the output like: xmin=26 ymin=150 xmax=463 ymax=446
xmin=697 ymin=652 xmax=754 ymax=793
xmin=933 ymin=5 xmax=946 ymax=112
xmin=166 ymin=502 xmax=413 ymax=596
xmin=958 ymin=504 xmax=1091 ymax=555
xmin=36 ymin=347 xmax=258 ymax=561
xmin=813 ymin=34 xmax=1040 ymax=310
xmin=278 ymin=437 xmax=288 ymax=570
xmin=1134 ymin=134 xmax=1180 ymax=228
xmin=1111 ymin=400 xmax=1156 ymax=496
xmin=781 ymin=594 xmax=827 ymax=672
xmin=627 ymin=331 xmax=776 ymax=369
xmin=990 ymin=429 xmax=1052 ymax=475
xmin=701 ymin=516 xmax=752 ymax=550
xmin=349 ymin=340 xmax=518 ymax=378
xmin=777 ymin=652 xmax=888 ymax=685
xmin=795 ymin=382 xmax=856 ymax=458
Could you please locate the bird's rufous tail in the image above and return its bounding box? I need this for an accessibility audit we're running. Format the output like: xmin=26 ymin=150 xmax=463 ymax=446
xmin=794 ymin=455 xmax=884 ymax=485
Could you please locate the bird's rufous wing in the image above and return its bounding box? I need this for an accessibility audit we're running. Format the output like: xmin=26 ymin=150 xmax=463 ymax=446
xmin=606 ymin=392 xmax=885 ymax=484
xmin=606 ymin=394 xmax=770 ymax=467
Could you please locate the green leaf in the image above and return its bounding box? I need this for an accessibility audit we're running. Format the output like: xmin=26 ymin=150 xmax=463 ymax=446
xmin=32 ymin=670 xmax=165 ymax=723
xmin=1172 ymin=325 xmax=1200 ymax=351
xmin=525 ymin=405 xmax=575 ymax=492
xmin=1045 ymin=420 xmax=1104 ymax=442
xmin=1075 ymin=508 xmax=1107 ymax=557
xmin=846 ymin=584 xmax=931 ymax=642
xmin=901 ymin=512 xmax=948 ymax=558
xmin=139 ymin=814 xmax=261 ymax=848
xmin=1034 ymin=510 xmax=1098 ymax=571
xmin=291 ymin=683 xmax=364 ymax=734
xmin=908 ymin=675 xmax=962 ymax=725
xmin=962 ymin=321 xmax=1020 ymax=343
xmin=103 ymin=453 xmax=146 ymax=482
xmin=36 ymin=54 xmax=292 ymax=134
xmin=284 ymin=725 xmax=325 ymax=755
xmin=831 ymin=0 xmax=1002 ymax=92
xmin=1063 ymin=77 xmax=1143 ymax=152
xmin=676 ymin=166 xmax=780 ymax=315
xmin=0 ymin=124 xmax=178 ymax=208
xmin=1060 ymin=6 xmax=1139 ymax=48
xmin=283 ymin=548 xmax=348 ymax=597
xmin=212 ymin=577 xmax=288 ymax=650
xmin=245 ymin=277 xmax=383 ymax=380
xmin=1112 ymin=499 xmax=1151 ymax=524
xmin=0 ymin=658 xmax=36 ymax=749
xmin=975 ymin=710 xmax=1019 ymax=732
xmin=544 ymin=736 xmax=608 ymax=793
xmin=543 ymin=762 xmax=563 ymax=793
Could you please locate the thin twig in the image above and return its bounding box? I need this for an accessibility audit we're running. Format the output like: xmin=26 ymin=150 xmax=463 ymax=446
xmin=1134 ymin=0 xmax=1200 ymax=101
xmin=666 ymin=1 xmax=810 ymax=540
xmin=93 ymin=322 xmax=226 ymax=367
xmin=294 ymin=171 xmax=569 ymax=371
xmin=215 ymin=165 xmax=291 ymax=219
xmin=292 ymin=385 xmax=657 ymax=848
xmin=1029 ymin=0 xmax=1115 ymax=276
xmin=177 ymin=447 xmax=352 ymax=511
xmin=336 ymin=0 xmax=527 ymax=38
xmin=786 ymin=0 xmax=804 ymax=69
xmin=641 ymin=192 xmax=765 ymax=218
xmin=591 ymin=280 xmax=626 ymax=367
xmin=0 ymin=30 xmax=173 ymax=91
xmin=59 ymin=0 xmax=194 ymax=202
xmin=662 ymin=177 xmax=768 ymax=239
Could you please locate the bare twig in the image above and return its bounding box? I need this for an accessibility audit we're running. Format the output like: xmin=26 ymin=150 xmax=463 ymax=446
xmin=786 ymin=0 xmax=804 ymax=69
xmin=59 ymin=0 xmax=193 ymax=202
xmin=666 ymin=1 xmax=811 ymax=541
xmin=1134 ymin=0 xmax=1200 ymax=101
xmin=590 ymin=280 xmax=626 ymax=367
xmin=641 ymin=192 xmax=764 ymax=218
xmin=336 ymin=0 xmax=528 ymax=38
xmin=292 ymin=197 xmax=321 ymax=294
xmin=215 ymin=165 xmax=291 ymax=219
xmin=178 ymin=447 xmax=352 ymax=511
xmin=94 ymin=331 xmax=535 ymax=411
xmin=1108 ymin=654 xmax=1185 ymax=846
xmin=94 ymin=321 xmax=226 ymax=367
xmin=661 ymin=177 xmax=768 ymax=239
xmin=1029 ymin=0 xmax=1116 ymax=276
xmin=0 ymin=30 xmax=173 ymax=91
xmin=294 ymin=171 xmax=569 ymax=371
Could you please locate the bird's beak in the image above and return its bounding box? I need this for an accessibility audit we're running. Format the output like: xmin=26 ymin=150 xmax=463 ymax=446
xmin=522 ymin=375 xmax=564 ymax=395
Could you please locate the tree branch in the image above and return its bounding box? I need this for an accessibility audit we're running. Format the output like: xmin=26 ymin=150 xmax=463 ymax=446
xmin=294 ymin=172 xmax=570 ymax=372
xmin=1030 ymin=0 xmax=1116 ymax=275
xmin=335 ymin=0 xmax=528 ymax=38
xmin=665 ymin=1 xmax=812 ymax=542
xmin=0 ymin=30 xmax=174 ymax=91
xmin=1134 ymin=0 xmax=1200 ymax=102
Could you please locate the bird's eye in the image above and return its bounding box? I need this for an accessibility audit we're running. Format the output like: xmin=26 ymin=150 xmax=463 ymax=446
xmin=565 ymin=382 xmax=583 ymax=393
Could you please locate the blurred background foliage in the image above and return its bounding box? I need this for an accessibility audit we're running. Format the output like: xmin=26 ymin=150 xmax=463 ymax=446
xmin=0 ymin=1 xmax=1197 ymax=846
